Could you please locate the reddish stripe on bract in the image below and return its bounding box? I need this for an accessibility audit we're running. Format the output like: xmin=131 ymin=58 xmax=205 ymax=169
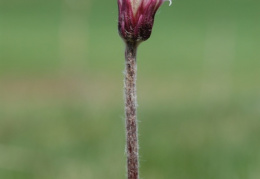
xmin=118 ymin=0 xmax=165 ymax=42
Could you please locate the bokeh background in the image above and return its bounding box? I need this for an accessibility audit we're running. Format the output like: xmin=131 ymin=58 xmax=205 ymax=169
xmin=1 ymin=0 xmax=260 ymax=178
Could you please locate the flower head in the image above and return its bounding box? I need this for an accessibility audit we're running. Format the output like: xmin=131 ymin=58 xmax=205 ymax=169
xmin=118 ymin=0 xmax=171 ymax=43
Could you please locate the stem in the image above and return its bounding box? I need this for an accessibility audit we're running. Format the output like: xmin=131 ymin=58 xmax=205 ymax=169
xmin=124 ymin=42 xmax=139 ymax=179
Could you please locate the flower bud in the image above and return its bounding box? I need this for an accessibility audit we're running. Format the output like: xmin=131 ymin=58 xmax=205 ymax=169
xmin=118 ymin=0 xmax=171 ymax=43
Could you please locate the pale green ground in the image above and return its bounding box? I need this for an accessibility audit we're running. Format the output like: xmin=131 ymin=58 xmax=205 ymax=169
xmin=0 ymin=0 xmax=260 ymax=178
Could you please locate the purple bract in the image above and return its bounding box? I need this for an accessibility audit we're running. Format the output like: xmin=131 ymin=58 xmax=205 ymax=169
xmin=118 ymin=0 xmax=171 ymax=43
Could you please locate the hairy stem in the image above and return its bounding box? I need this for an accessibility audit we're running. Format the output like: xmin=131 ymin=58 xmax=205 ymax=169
xmin=124 ymin=42 xmax=139 ymax=179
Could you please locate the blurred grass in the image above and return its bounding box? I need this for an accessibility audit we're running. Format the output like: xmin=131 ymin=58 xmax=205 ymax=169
xmin=0 ymin=0 xmax=260 ymax=178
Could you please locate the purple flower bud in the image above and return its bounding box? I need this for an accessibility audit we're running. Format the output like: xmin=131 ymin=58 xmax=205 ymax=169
xmin=118 ymin=0 xmax=172 ymax=43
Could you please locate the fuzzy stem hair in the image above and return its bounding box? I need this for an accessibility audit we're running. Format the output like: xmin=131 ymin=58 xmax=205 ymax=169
xmin=124 ymin=41 xmax=139 ymax=179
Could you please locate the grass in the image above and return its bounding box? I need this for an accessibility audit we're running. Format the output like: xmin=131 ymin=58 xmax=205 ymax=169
xmin=0 ymin=0 xmax=260 ymax=178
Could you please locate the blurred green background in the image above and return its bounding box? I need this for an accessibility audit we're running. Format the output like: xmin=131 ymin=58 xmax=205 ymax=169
xmin=1 ymin=0 xmax=260 ymax=178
